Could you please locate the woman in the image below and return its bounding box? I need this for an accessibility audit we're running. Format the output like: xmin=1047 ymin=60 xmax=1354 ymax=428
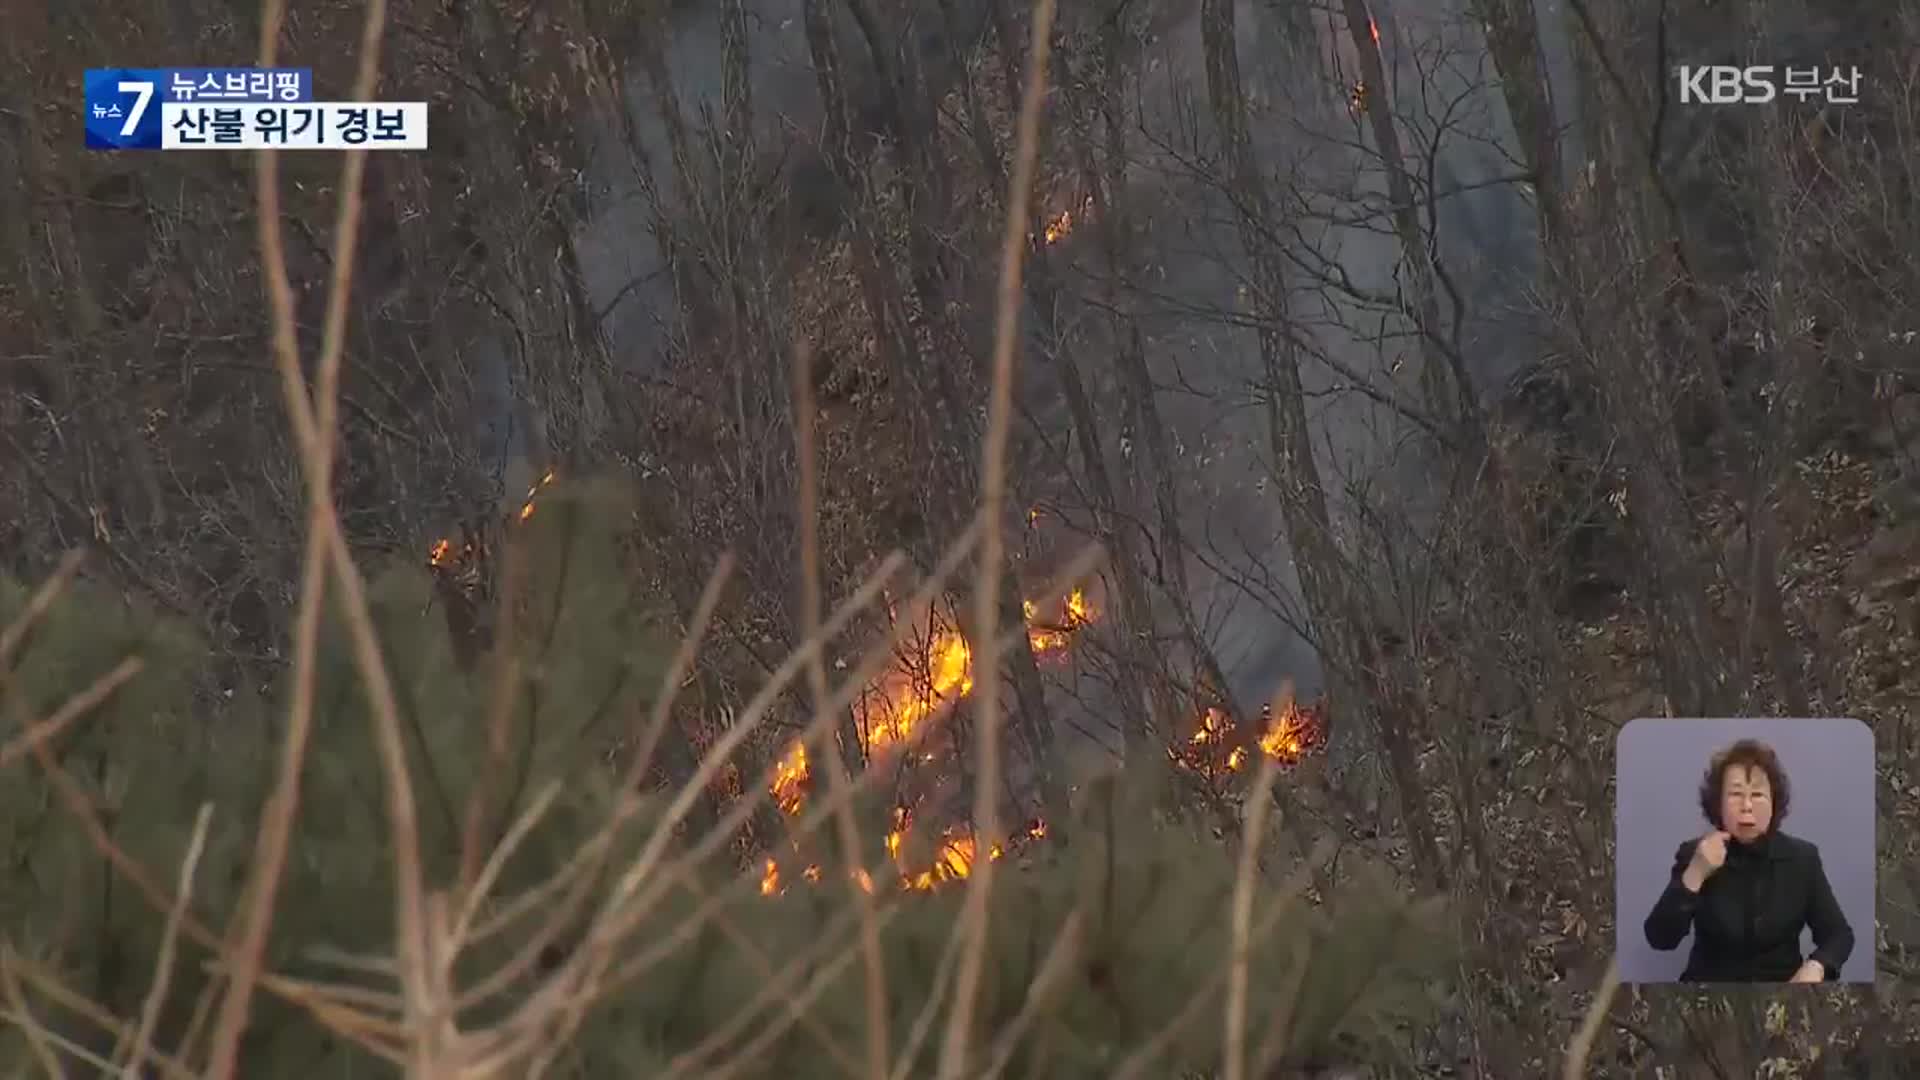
xmin=1643 ymin=738 xmax=1854 ymax=982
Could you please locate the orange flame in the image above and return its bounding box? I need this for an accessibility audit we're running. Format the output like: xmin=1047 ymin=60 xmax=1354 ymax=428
xmin=750 ymin=584 xmax=1104 ymax=899
xmin=865 ymin=633 xmax=975 ymax=750
xmin=757 ymin=708 xmax=1318 ymax=901
xmin=1369 ymin=16 xmax=1380 ymax=44
xmin=1024 ymin=588 xmax=1094 ymax=655
xmin=771 ymin=742 xmax=810 ymax=815
xmin=755 ymin=808 xmax=1043 ymax=899
xmin=1036 ymin=197 xmax=1094 ymax=246
xmin=743 ymin=628 xmax=1319 ymax=904
xmin=1257 ymin=700 xmax=1322 ymax=763
xmin=1171 ymin=698 xmax=1327 ymax=779
xmin=426 ymin=469 xmax=558 ymax=569
xmin=767 ymin=588 xmax=1099 ymax=813
xmin=897 ymin=817 xmax=1046 ymax=892
xmin=518 ymin=468 xmax=557 ymax=522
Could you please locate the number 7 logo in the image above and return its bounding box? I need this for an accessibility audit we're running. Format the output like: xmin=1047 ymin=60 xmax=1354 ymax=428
xmin=117 ymin=80 xmax=153 ymax=137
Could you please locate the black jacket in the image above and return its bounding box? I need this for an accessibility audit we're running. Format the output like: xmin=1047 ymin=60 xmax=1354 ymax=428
xmin=1643 ymin=831 xmax=1854 ymax=982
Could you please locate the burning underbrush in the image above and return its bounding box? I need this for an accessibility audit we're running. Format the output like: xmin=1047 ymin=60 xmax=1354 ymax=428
xmin=1036 ymin=195 xmax=1094 ymax=247
xmin=425 ymin=478 xmax=1325 ymax=899
xmin=1171 ymin=698 xmax=1329 ymax=782
xmin=426 ymin=468 xmax=558 ymax=576
xmin=758 ymin=588 xmax=1327 ymax=896
xmin=756 ymin=692 xmax=1326 ymax=898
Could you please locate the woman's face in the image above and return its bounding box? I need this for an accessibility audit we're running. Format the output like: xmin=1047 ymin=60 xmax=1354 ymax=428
xmin=1720 ymin=764 xmax=1774 ymax=842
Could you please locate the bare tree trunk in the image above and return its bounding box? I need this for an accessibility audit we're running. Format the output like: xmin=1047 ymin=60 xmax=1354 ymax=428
xmin=1739 ymin=103 xmax=1818 ymax=715
xmin=1472 ymin=0 xmax=1568 ymax=249
xmin=1340 ymin=0 xmax=1478 ymax=431
xmin=971 ymin=576 xmax=1066 ymax=821
xmin=1199 ymin=0 xmax=1441 ymax=887
xmin=1479 ymin=0 xmax=1734 ymax=716
xmin=938 ymin=0 xmax=1009 ymax=193
xmin=1079 ymin=44 xmax=1190 ymax=753
xmin=1042 ymin=332 xmax=1160 ymax=751
xmin=800 ymin=0 xmax=919 ymax=392
xmin=989 ymin=65 xmax=1161 ymax=760
xmin=1068 ymin=33 xmax=1242 ymax=731
xmin=1112 ymin=324 xmax=1243 ymax=725
xmin=1558 ymin=0 xmax=1830 ymax=716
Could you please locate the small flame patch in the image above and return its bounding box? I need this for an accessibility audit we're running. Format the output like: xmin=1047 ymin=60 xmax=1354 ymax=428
xmin=425 ymin=469 xmax=559 ymax=573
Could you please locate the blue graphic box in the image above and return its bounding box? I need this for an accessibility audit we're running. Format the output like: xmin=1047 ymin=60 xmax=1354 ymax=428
xmin=85 ymin=68 xmax=314 ymax=149
xmin=85 ymin=69 xmax=168 ymax=149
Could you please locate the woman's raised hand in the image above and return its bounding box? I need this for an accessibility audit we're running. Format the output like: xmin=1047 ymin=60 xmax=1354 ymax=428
xmin=1682 ymin=830 xmax=1729 ymax=891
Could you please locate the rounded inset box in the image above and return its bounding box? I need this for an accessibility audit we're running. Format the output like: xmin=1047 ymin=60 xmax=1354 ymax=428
xmin=1614 ymin=717 xmax=1875 ymax=984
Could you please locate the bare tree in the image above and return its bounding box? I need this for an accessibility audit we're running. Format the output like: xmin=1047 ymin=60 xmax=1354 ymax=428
xmin=1198 ymin=0 xmax=1443 ymax=888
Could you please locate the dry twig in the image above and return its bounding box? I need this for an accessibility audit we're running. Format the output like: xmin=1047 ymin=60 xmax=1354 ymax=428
xmin=1226 ymin=754 xmax=1283 ymax=1080
xmin=1562 ymin=956 xmax=1620 ymax=1080
xmin=0 ymin=549 xmax=85 ymax=666
xmin=3 ymin=948 xmax=199 ymax=1080
xmin=943 ymin=1 xmax=1060 ymax=1072
xmin=796 ymin=338 xmax=893 ymax=1080
xmin=0 ymin=949 xmax=63 ymax=1077
xmin=223 ymin=0 xmax=423 ymax=1072
xmin=0 ymin=657 xmax=143 ymax=771
xmin=120 ymin=803 xmax=214 ymax=1077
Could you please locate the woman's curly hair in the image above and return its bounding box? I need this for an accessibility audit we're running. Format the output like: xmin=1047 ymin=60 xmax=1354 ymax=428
xmin=1699 ymin=739 xmax=1790 ymax=831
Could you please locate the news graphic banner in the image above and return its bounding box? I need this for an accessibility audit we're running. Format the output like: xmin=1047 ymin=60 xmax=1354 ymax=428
xmin=85 ymin=67 xmax=428 ymax=150
xmin=163 ymin=103 xmax=430 ymax=150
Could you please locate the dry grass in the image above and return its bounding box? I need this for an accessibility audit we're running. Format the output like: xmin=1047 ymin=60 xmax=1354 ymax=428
xmin=0 ymin=1 xmax=1627 ymax=1076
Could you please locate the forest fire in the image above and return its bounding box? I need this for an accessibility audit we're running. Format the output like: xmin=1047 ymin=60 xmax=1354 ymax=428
xmin=523 ymin=469 xmax=556 ymax=517
xmin=770 ymin=742 xmax=810 ymax=816
xmin=754 ymin=588 xmax=1094 ymax=895
xmin=1039 ymin=196 xmax=1094 ymax=246
xmin=752 ymin=582 xmax=1323 ymax=897
xmin=759 ymin=859 xmax=867 ymax=898
xmin=1171 ymin=697 xmax=1327 ymax=779
xmin=1043 ymin=209 xmax=1076 ymax=245
xmin=423 ymin=472 xmax=1312 ymax=895
xmin=863 ymin=633 xmax=977 ymax=750
xmin=1025 ymin=587 xmax=1093 ymax=654
xmin=770 ymin=587 xmax=1099 ymax=816
xmin=419 ymin=470 xmax=1320 ymax=898
xmin=888 ymin=808 xmax=1048 ymax=892
xmin=425 ymin=469 xmax=557 ymax=570
xmin=901 ymin=821 xmax=1047 ymax=891
xmin=758 ymin=703 xmax=1324 ymax=899
xmin=758 ymin=816 xmax=1046 ymax=897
